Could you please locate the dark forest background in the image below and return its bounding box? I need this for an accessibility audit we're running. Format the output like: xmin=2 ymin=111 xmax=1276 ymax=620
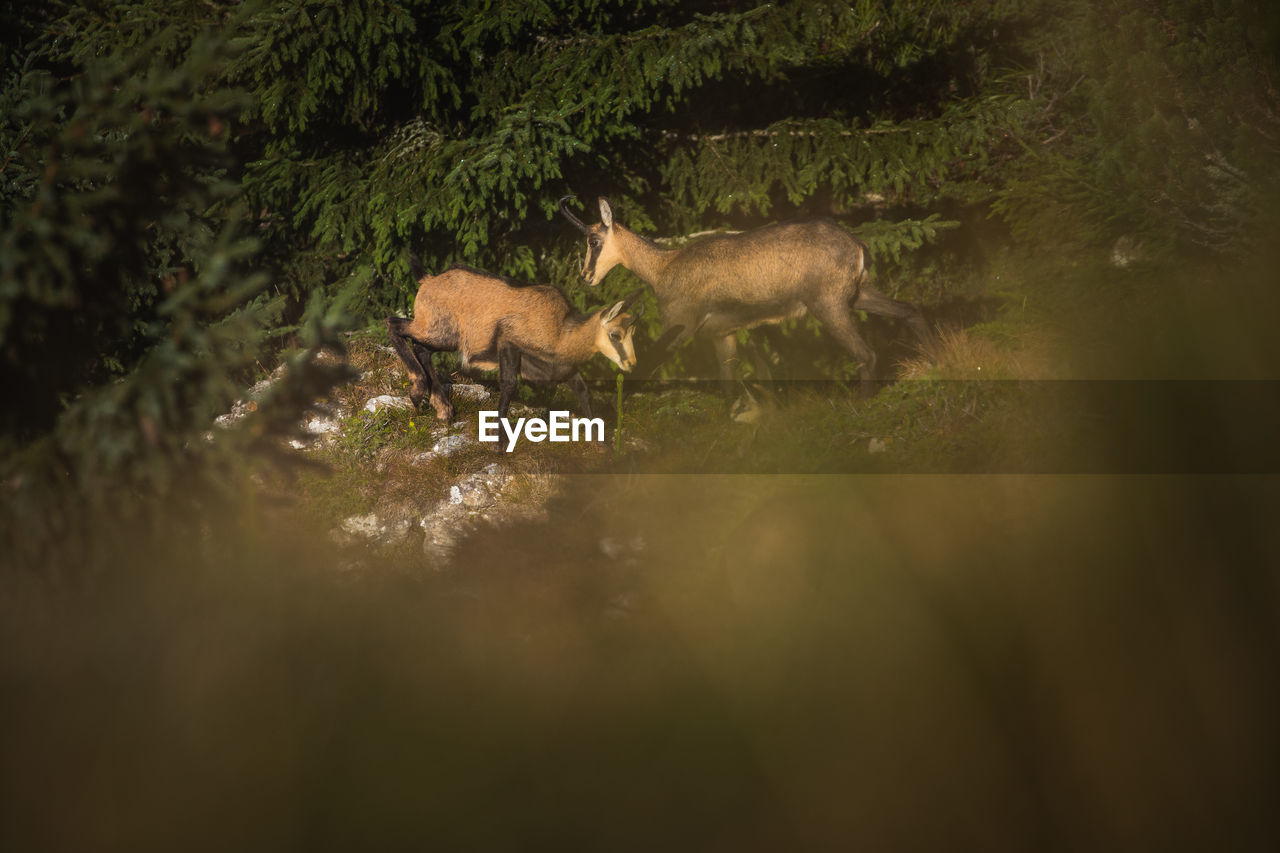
xmin=2 ymin=2 xmax=1279 ymax=850
xmin=5 ymin=0 xmax=1277 ymax=438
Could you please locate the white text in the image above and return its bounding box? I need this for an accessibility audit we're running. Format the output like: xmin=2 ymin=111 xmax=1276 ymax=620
xmin=478 ymin=410 xmax=605 ymax=452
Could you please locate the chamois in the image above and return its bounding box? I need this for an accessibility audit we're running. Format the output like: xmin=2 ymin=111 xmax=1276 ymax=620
xmin=386 ymin=264 xmax=642 ymax=422
xmin=560 ymin=196 xmax=934 ymax=395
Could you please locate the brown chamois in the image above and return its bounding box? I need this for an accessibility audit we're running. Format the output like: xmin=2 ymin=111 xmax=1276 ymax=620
xmin=386 ymin=264 xmax=642 ymax=422
xmin=560 ymin=196 xmax=934 ymax=396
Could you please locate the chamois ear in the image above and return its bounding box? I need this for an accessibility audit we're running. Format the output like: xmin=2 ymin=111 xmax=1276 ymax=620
xmin=602 ymin=299 xmax=627 ymax=323
xmin=602 ymin=289 xmax=643 ymax=322
xmin=598 ymin=197 xmax=613 ymax=229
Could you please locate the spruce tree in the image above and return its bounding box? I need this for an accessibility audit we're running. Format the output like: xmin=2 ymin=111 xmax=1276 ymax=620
xmin=0 ymin=24 xmax=355 ymax=578
xmin=40 ymin=1 xmax=1031 ymax=310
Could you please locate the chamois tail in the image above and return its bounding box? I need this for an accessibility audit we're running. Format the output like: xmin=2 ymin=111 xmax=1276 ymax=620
xmin=854 ymin=237 xmax=873 ymax=285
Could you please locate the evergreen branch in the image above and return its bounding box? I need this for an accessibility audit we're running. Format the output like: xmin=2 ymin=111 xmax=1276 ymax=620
xmin=659 ymin=127 xmax=912 ymax=142
xmin=0 ymin=122 xmax=33 ymax=174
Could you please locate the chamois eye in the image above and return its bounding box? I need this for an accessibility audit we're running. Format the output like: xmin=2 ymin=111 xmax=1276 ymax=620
xmin=609 ymin=330 xmax=622 ymax=341
xmin=589 ymin=236 xmax=601 ymax=248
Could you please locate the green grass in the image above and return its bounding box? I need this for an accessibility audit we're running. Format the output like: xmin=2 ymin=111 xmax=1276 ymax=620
xmin=610 ymin=378 xmax=1020 ymax=475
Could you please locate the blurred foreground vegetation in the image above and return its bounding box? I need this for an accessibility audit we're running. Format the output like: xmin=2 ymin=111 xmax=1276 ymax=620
xmin=2 ymin=1 xmax=1279 ymax=849
xmin=2 ymin=473 xmax=1277 ymax=850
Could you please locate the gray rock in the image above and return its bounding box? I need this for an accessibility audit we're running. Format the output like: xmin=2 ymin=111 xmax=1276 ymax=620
xmin=340 ymin=513 xmax=383 ymax=538
xmin=305 ymin=415 xmax=342 ymax=436
xmin=416 ymin=463 xmax=513 ymax=563
xmin=456 ymin=480 xmax=493 ymax=508
xmin=419 ymin=504 xmax=469 ymax=566
xmin=365 ymin=394 xmax=413 ymax=413
xmin=452 ymin=383 xmax=491 ymax=402
xmin=432 ymin=433 xmax=472 ymax=455
xmin=335 ymin=512 xmax=413 ymax=548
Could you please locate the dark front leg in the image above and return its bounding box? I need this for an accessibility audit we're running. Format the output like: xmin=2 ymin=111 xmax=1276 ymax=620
xmin=414 ymin=342 xmax=452 ymax=405
xmin=419 ymin=347 xmax=454 ymax=421
xmin=497 ymin=345 xmax=522 ymax=421
xmin=387 ymin=317 xmax=432 ymax=408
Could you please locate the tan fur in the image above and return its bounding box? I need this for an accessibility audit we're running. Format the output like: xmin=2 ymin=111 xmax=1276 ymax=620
xmin=563 ymin=196 xmax=933 ymax=393
xmin=406 ymin=268 xmax=603 ymax=368
xmin=387 ymin=265 xmax=639 ymax=421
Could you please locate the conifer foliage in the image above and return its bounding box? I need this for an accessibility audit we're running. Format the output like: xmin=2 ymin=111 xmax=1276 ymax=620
xmin=31 ymin=0 xmax=1029 ymax=310
xmin=994 ymin=0 xmax=1280 ymax=256
xmin=2 ymin=0 xmax=1278 ymax=576
xmin=0 ymin=20 xmax=355 ymax=576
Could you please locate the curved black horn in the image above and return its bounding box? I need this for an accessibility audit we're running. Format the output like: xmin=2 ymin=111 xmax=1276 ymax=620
xmin=558 ymin=195 xmax=590 ymax=234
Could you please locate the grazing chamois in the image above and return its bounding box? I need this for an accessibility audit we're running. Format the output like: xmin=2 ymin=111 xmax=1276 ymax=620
xmin=386 ymin=264 xmax=642 ymax=421
xmin=560 ymin=196 xmax=934 ymax=395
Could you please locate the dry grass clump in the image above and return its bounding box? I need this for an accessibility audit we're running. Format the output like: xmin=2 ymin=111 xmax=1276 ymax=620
xmin=898 ymin=323 xmax=1055 ymax=380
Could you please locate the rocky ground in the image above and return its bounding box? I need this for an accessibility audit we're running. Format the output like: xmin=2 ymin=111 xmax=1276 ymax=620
xmin=211 ymin=318 xmax=1031 ymax=573
xmin=216 ymin=338 xmax=583 ymax=567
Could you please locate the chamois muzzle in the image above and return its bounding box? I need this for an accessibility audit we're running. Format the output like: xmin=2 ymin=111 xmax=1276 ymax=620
xmin=558 ymin=195 xmax=590 ymax=234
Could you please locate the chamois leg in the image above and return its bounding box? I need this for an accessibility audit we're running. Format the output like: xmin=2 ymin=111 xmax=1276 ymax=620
xmin=854 ymin=284 xmax=935 ymax=351
xmin=413 ymin=342 xmax=450 ymax=394
xmin=496 ymin=345 xmax=522 ymax=421
xmin=811 ymin=299 xmax=879 ymax=398
xmin=410 ymin=341 xmax=455 ymax=421
xmin=713 ymin=331 xmax=763 ymax=421
xmin=419 ymin=348 xmax=454 ymax=422
xmin=387 ymin=317 xmax=434 ymax=409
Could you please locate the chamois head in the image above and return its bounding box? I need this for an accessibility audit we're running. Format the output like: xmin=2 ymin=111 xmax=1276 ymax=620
xmin=591 ymin=290 xmax=644 ymax=371
xmin=560 ymin=195 xmax=623 ymax=287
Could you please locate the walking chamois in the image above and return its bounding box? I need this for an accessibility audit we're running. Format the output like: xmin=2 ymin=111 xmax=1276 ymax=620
xmin=386 ymin=263 xmax=642 ymax=421
xmin=559 ymin=196 xmax=933 ymax=396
